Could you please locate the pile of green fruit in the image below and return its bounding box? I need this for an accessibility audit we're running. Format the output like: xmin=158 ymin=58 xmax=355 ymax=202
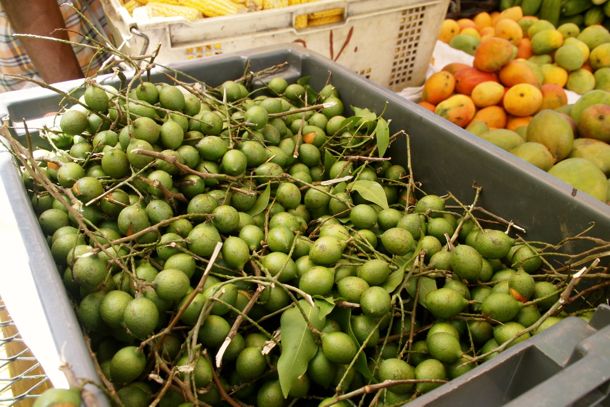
xmin=11 ymin=68 xmax=606 ymax=407
xmin=501 ymin=0 xmax=610 ymax=28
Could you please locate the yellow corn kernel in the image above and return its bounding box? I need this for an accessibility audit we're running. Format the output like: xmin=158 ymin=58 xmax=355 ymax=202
xmin=123 ymin=0 xmax=139 ymax=13
xmin=246 ymin=0 xmax=263 ymax=11
xmin=294 ymin=14 xmax=308 ymax=28
xmin=148 ymin=2 xmax=202 ymax=20
xmin=263 ymin=0 xmax=288 ymax=9
xmin=177 ymin=0 xmax=246 ymax=17
xmin=308 ymin=7 xmax=343 ymax=19
xmin=307 ymin=13 xmax=342 ymax=27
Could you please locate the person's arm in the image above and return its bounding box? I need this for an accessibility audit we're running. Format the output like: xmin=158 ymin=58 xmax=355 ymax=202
xmin=1 ymin=0 xmax=83 ymax=83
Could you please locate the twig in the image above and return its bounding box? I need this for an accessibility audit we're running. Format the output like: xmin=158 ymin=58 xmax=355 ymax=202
xmin=140 ymin=242 xmax=222 ymax=349
xmin=216 ymin=284 xmax=265 ymax=368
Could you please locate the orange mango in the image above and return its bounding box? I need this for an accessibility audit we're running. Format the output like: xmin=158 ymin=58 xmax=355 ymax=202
xmin=499 ymin=59 xmax=541 ymax=87
xmin=423 ymin=71 xmax=456 ymax=104
xmin=435 ymin=94 xmax=477 ymax=128
xmin=439 ymin=19 xmax=460 ymax=43
xmin=471 ymin=105 xmax=508 ymax=129
xmin=454 ymin=67 xmax=499 ymax=95
xmin=503 ymin=83 xmax=543 ymax=117
xmin=474 ymin=37 xmax=516 ymax=72
xmin=540 ymin=83 xmax=568 ymax=110
xmin=471 ymin=81 xmax=506 ymax=107
xmin=495 ymin=18 xmax=524 ymax=46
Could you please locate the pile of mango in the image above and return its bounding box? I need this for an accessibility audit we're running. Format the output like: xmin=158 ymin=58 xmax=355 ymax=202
xmin=421 ymin=7 xmax=610 ymax=203
xmin=439 ymin=6 xmax=610 ymax=95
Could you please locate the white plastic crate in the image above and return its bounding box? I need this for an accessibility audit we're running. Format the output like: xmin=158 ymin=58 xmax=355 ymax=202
xmin=101 ymin=0 xmax=449 ymax=90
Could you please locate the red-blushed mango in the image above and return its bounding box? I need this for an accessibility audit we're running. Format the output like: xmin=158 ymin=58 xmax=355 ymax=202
xmin=540 ymin=84 xmax=568 ymax=110
xmin=442 ymin=62 xmax=470 ymax=76
xmin=471 ymin=106 xmax=507 ymax=129
xmin=423 ymin=71 xmax=456 ymax=105
xmin=474 ymin=37 xmax=516 ymax=72
xmin=526 ymin=109 xmax=574 ymax=160
xmin=454 ymin=67 xmax=499 ymax=95
xmin=439 ymin=19 xmax=460 ymax=43
xmin=503 ymin=83 xmax=543 ymax=117
xmin=517 ymin=38 xmax=533 ymax=59
xmin=418 ymin=101 xmax=436 ymax=112
xmin=558 ymin=111 xmax=577 ymax=133
xmin=570 ymin=89 xmax=610 ymax=123
xmin=435 ymin=95 xmax=477 ymax=128
xmin=499 ymin=59 xmax=541 ymax=87
xmin=577 ymin=104 xmax=610 ymax=142
xmin=495 ymin=18 xmax=523 ymax=46
xmin=471 ymin=81 xmax=505 ymax=107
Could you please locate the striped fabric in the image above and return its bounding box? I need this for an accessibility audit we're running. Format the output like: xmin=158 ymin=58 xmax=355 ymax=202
xmin=0 ymin=0 xmax=109 ymax=92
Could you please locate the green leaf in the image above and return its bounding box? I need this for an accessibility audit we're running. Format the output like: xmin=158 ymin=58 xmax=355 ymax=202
xmin=247 ymin=183 xmax=270 ymax=216
xmin=316 ymin=299 xmax=335 ymax=319
xmin=349 ymin=180 xmax=389 ymax=210
xmin=297 ymin=76 xmax=311 ymax=86
xmin=352 ymin=106 xmax=377 ymax=122
xmin=406 ymin=276 xmax=437 ymax=307
xmin=339 ymin=116 xmax=361 ymax=132
xmin=278 ymin=306 xmax=320 ymax=398
xmin=383 ymin=268 xmax=405 ymax=293
xmin=374 ymin=117 xmax=389 ymax=158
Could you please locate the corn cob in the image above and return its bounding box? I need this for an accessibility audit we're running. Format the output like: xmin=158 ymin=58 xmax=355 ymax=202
xmin=178 ymin=0 xmax=246 ymax=17
xmin=263 ymin=0 xmax=288 ymax=8
xmin=308 ymin=7 xmax=343 ymax=19
xmin=122 ymin=0 xmax=139 ymax=13
xmin=245 ymin=0 xmax=263 ymax=10
xmin=148 ymin=1 xmax=202 ymax=20
xmin=307 ymin=13 xmax=342 ymax=26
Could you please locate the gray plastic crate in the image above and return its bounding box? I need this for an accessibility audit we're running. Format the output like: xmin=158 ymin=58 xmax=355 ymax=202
xmin=0 ymin=45 xmax=609 ymax=405
xmin=409 ymin=305 xmax=610 ymax=406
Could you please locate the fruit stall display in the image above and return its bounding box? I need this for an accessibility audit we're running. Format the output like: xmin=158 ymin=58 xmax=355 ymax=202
xmin=1 ymin=45 xmax=609 ymax=406
xmin=420 ymin=5 xmax=610 ymax=203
